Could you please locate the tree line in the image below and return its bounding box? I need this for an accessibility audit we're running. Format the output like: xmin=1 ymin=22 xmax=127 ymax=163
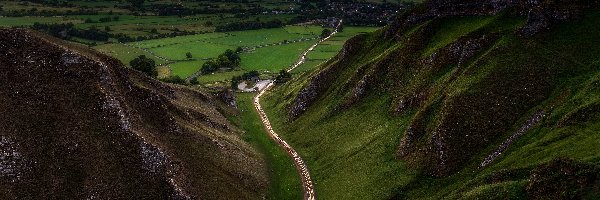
xmin=215 ymin=19 xmax=284 ymax=32
xmin=32 ymin=23 xmax=109 ymax=41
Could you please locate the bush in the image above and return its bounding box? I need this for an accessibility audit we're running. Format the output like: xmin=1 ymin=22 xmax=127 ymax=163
xmin=160 ymin=75 xmax=185 ymax=84
xmin=321 ymin=29 xmax=332 ymax=38
xmin=201 ymin=49 xmax=241 ymax=74
xmin=275 ymin=70 xmax=292 ymax=84
xmin=130 ymin=55 xmax=157 ymax=77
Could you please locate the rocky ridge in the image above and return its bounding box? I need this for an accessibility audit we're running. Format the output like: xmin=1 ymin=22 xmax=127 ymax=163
xmin=0 ymin=28 xmax=267 ymax=199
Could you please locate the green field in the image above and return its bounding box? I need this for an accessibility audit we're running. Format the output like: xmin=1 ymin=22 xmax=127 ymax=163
xmin=130 ymin=32 xmax=229 ymax=49
xmin=94 ymin=43 xmax=168 ymax=66
xmin=118 ymin=26 xmax=325 ymax=79
xmin=152 ymin=42 xmax=235 ymax=60
xmin=241 ymin=39 xmax=318 ymax=71
xmin=0 ymin=16 xmax=81 ymax=26
xmin=207 ymin=27 xmax=320 ymax=47
xmin=196 ymin=70 xmax=246 ymax=84
xmin=169 ymin=60 xmax=206 ymax=78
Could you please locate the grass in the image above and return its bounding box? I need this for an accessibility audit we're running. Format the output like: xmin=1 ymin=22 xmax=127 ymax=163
xmin=284 ymin=25 xmax=325 ymax=35
xmin=263 ymin=92 xmax=417 ymax=200
xmin=130 ymin=32 xmax=228 ymax=49
xmin=241 ymin=39 xmax=317 ymax=71
xmin=208 ymin=28 xmax=317 ymax=47
xmin=93 ymin=43 xmax=168 ymax=66
xmin=151 ymin=42 xmax=236 ymax=60
xmin=169 ymin=60 xmax=206 ymax=78
xmin=195 ymin=70 xmax=246 ymax=84
xmin=231 ymin=93 xmax=303 ymax=200
xmin=0 ymin=16 xmax=81 ymax=26
xmin=422 ymin=16 xmax=496 ymax=56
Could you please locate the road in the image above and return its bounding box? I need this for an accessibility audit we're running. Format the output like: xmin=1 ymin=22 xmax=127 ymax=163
xmin=253 ymin=19 xmax=342 ymax=200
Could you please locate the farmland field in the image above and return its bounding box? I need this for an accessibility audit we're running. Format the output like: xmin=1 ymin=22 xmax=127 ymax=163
xmin=169 ymin=60 xmax=206 ymax=78
xmin=94 ymin=43 xmax=168 ymax=66
xmin=241 ymin=39 xmax=318 ymax=71
xmin=151 ymin=42 xmax=234 ymax=60
xmin=196 ymin=70 xmax=247 ymax=84
xmin=123 ymin=25 xmax=327 ymax=79
xmin=92 ymin=25 xmax=378 ymax=81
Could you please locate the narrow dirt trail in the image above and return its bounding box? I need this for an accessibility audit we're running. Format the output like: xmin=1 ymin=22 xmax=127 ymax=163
xmin=253 ymin=20 xmax=342 ymax=200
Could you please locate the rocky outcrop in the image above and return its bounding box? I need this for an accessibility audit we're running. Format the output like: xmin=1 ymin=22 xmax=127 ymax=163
xmin=216 ymin=89 xmax=238 ymax=108
xmin=526 ymin=158 xmax=600 ymax=200
xmin=480 ymin=111 xmax=545 ymax=167
xmin=289 ymin=35 xmax=367 ymax=120
xmin=516 ymin=1 xmax=591 ymax=37
xmin=423 ymin=33 xmax=499 ymax=70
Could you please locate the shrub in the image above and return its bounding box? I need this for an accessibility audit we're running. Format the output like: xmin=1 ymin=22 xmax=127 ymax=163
xmin=130 ymin=55 xmax=157 ymax=77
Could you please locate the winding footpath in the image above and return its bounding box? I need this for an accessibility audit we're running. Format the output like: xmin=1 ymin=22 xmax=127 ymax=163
xmin=253 ymin=20 xmax=342 ymax=200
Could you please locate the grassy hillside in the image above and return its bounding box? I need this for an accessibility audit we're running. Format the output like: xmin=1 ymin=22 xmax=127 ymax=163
xmin=262 ymin=6 xmax=600 ymax=200
xmin=229 ymin=93 xmax=303 ymax=200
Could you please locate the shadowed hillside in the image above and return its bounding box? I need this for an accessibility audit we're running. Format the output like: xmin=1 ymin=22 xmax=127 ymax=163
xmin=263 ymin=0 xmax=600 ymax=199
xmin=0 ymin=29 xmax=267 ymax=199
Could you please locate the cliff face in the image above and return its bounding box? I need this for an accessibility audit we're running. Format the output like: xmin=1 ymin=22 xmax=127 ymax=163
xmin=0 ymin=29 xmax=267 ymax=199
xmin=283 ymin=0 xmax=600 ymax=179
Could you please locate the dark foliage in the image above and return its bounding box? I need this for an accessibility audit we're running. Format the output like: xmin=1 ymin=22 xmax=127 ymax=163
xmin=130 ymin=55 xmax=157 ymax=77
xmin=215 ymin=20 xmax=284 ymax=32
xmin=32 ymin=23 xmax=109 ymax=41
xmin=201 ymin=49 xmax=241 ymax=74
xmin=275 ymin=70 xmax=292 ymax=84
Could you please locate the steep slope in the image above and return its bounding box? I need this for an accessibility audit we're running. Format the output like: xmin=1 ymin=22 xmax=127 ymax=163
xmin=263 ymin=0 xmax=600 ymax=199
xmin=0 ymin=29 xmax=267 ymax=199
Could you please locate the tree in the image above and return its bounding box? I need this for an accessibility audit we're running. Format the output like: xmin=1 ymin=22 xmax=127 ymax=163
xmin=201 ymin=59 xmax=218 ymax=74
xmin=130 ymin=55 xmax=157 ymax=77
xmin=223 ymin=49 xmax=241 ymax=67
xmin=105 ymin=26 xmax=111 ymax=32
xmin=160 ymin=75 xmax=184 ymax=84
xmin=150 ymin=28 xmax=158 ymax=34
xmin=235 ymin=47 xmax=244 ymax=53
xmin=275 ymin=70 xmax=292 ymax=84
xmin=231 ymin=76 xmax=241 ymax=89
xmin=241 ymin=71 xmax=260 ymax=81
xmin=186 ymin=52 xmax=193 ymax=59
xmin=190 ymin=77 xmax=199 ymax=85
xmin=200 ymin=49 xmax=242 ymax=74
xmin=321 ymin=29 xmax=332 ymax=38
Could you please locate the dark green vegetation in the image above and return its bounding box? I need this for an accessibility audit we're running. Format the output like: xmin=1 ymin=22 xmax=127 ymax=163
xmin=275 ymin=70 xmax=292 ymax=84
xmin=262 ymin=2 xmax=600 ymax=199
xmin=129 ymin=55 xmax=157 ymax=77
xmin=0 ymin=28 xmax=268 ymax=199
xmin=200 ymin=49 xmax=242 ymax=74
xmin=229 ymin=93 xmax=303 ymax=200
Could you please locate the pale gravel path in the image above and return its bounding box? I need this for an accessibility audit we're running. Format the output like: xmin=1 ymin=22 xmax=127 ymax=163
xmin=253 ymin=19 xmax=342 ymax=200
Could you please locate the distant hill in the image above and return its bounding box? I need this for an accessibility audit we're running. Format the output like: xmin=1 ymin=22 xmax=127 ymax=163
xmin=263 ymin=0 xmax=600 ymax=199
xmin=0 ymin=29 xmax=267 ymax=199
